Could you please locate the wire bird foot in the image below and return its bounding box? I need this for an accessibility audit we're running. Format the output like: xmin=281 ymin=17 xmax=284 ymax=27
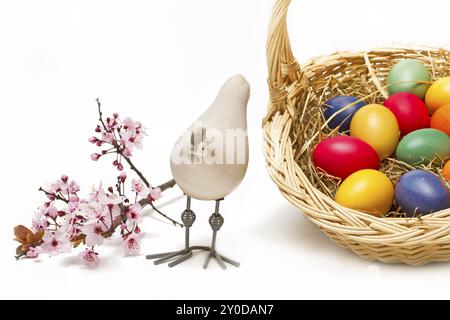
xmin=146 ymin=196 xmax=209 ymax=268
xmin=146 ymin=246 xmax=210 ymax=267
xmin=146 ymin=197 xmax=240 ymax=269
xmin=202 ymin=199 xmax=240 ymax=270
xmin=203 ymin=249 xmax=240 ymax=270
xmin=146 ymin=245 xmax=239 ymax=269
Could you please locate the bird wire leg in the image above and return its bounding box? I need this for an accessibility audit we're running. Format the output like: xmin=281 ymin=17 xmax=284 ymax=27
xmin=146 ymin=196 xmax=208 ymax=267
xmin=203 ymin=199 xmax=240 ymax=270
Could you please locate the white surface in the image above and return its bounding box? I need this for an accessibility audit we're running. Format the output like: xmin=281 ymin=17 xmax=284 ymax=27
xmin=1 ymin=0 xmax=450 ymax=300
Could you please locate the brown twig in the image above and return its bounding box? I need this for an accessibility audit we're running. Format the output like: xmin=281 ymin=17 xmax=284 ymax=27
xmin=157 ymin=179 xmax=176 ymax=192
xmin=38 ymin=187 xmax=69 ymax=204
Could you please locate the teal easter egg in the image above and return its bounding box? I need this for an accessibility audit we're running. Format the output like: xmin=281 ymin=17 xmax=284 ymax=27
xmin=396 ymin=128 xmax=450 ymax=165
xmin=387 ymin=59 xmax=431 ymax=99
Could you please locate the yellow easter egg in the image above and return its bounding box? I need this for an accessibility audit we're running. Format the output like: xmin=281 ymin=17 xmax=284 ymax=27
xmin=350 ymin=104 xmax=400 ymax=159
xmin=425 ymin=77 xmax=450 ymax=114
xmin=336 ymin=169 xmax=394 ymax=216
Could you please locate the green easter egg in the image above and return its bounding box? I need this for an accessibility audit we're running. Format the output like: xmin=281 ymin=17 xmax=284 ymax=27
xmin=396 ymin=128 xmax=450 ymax=165
xmin=387 ymin=59 xmax=431 ymax=99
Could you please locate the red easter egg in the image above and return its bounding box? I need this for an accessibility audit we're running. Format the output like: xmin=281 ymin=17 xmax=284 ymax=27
xmin=383 ymin=92 xmax=430 ymax=136
xmin=312 ymin=136 xmax=380 ymax=180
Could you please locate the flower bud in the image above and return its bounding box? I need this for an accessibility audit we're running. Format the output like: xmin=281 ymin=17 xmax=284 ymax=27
xmin=90 ymin=153 xmax=101 ymax=161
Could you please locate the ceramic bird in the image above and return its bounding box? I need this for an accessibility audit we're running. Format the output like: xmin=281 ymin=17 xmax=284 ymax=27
xmin=146 ymin=75 xmax=250 ymax=269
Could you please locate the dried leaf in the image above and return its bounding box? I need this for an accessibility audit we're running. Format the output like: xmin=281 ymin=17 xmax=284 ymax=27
xmin=26 ymin=232 xmax=33 ymax=244
xmin=14 ymin=225 xmax=31 ymax=243
xmin=31 ymin=230 xmax=45 ymax=244
xmin=16 ymin=245 xmax=25 ymax=256
xmin=72 ymin=239 xmax=83 ymax=248
xmin=71 ymin=234 xmax=86 ymax=248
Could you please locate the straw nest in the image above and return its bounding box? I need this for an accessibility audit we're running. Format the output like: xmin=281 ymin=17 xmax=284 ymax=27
xmin=263 ymin=0 xmax=450 ymax=265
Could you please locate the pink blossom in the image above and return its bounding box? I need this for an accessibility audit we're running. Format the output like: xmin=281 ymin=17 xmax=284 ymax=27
xmin=42 ymin=231 xmax=71 ymax=256
xmin=58 ymin=176 xmax=69 ymax=193
xmin=123 ymin=234 xmax=141 ymax=256
xmin=101 ymin=131 xmax=114 ymax=143
xmin=68 ymin=180 xmax=80 ymax=194
xmin=45 ymin=205 xmax=58 ymax=220
xmin=44 ymin=192 xmax=56 ymax=201
xmin=120 ymin=130 xmax=144 ymax=151
xmin=123 ymin=117 xmax=144 ymax=134
xmin=26 ymin=246 xmax=42 ymax=258
xmin=97 ymin=185 xmax=124 ymax=206
xmin=82 ymin=222 xmax=107 ymax=247
xmin=119 ymin=172 xmax=127 ymax=183
xmin=78 ymin=201 xmax=109 ymax=225
xmin=91 ymin=153 xmax=101 ymax=161
xmin=131 ymin=179 xmax=149 ymax=198
xmin=48 ymin=180 xmax=61 ymax=193
xmin=32 ymin=206 xmax=47 ymax=232
xmin=148 ymin=187 xmax=162 ymax=201
xmin=68 ymin=195 xmax=80 ymax=212
xmin=123 ymin=147 xmax=133 ymax=158
xmin=79 ymin=249 xmax=100 ymax=268
xmin=123 ymin=117 xmax=136 ymax=129
xmin=125 ymin=204 xmax=143 ymax=223
xmin=31 ymin=217 xmax=47 ymax=233
xmin=107 ymin=116 xmax=119 ymax=130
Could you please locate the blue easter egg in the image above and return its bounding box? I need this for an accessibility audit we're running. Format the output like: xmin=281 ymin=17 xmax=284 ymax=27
xmin=395 ymin=170 xmax=450 ymax=217
xmin=322 ymin=96 xmax=367 ymax=132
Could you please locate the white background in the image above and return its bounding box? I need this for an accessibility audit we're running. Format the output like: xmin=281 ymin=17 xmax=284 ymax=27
xmin=1 ymin=0 xmax=450 ymax=300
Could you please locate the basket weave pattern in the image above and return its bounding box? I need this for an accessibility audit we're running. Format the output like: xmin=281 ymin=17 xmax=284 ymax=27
xmin=263 ymin=0 xmax=450 ymax=265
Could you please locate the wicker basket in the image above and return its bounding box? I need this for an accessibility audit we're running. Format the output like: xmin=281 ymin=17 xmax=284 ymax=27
xmin=263 ymin=0 xmax=450 ymax=265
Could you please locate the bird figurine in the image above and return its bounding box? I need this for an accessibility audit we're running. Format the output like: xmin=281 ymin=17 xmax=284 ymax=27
xmin=146 ymin=75 xmax=250 ymax=269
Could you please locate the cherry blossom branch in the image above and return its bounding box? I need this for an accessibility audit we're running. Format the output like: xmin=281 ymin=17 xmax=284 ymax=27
xmin=14 ymin=101 xmax=182 ymax=267
xmin=96 ymin=98 xmax=151 ymax=186
xmin=95 ymin=98 xmax=181 ymax=227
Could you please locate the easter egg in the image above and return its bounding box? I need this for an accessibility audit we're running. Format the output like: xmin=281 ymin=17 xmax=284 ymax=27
xmin=312 ymin=136 xmax=380 ymax=180
xmin=350 ymin=104 xmax=400 ymax=159
xmin=322 ymin=96 xmax=367 ymax=132
xmin=443 ymin=161 xmax=450 ymax=182
xmin=395 ymin=170 xmax=450 ymax=217
xmin=430 ymin=103 xmax=450 ymax=136
xmin=425 ymin=77 xmax=450 ymax=113
xmin=336 ymin=169 xmax=394 ymax=216
xmin=383 ymin=92 xmax=430 ymax=136
xmin=396 ymin=128 xmax=450 ymax=165
xmin=387 ymin=59 xmax=431 ymax=99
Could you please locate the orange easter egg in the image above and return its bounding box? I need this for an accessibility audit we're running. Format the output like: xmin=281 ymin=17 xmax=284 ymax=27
xmin=443 ymin=161 xmax=450 ymax=182
xmin=431 ymin=103 xmax=450 ymax=136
